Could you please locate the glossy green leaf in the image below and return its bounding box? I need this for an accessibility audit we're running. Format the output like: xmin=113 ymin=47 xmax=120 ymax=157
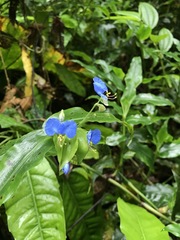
xmin=159 ymin=28 xmax=173 ymax=52
xmin=128 ymin=140 xmax=154 ymax=170
xmin=0 ymin=129 xmax=54 ymax=205
xmin=117 ymin=198 xmax=169 ymax=240
xmin=0 ymin=113 xmax=32 ymax=132
xmin=164 ymin=223 xmax=180 ymax=237
xmin=134 ymin=93 xmax=174 ymax=106
xmin=158 ymin=142 xmax=180 ymax=158
xmin=52 ymin=107 xmax=121 ymax=124
xmin=5 ymin=158 xmax=66 ymax=240
xmin=143 ymin=183 xmax=174 ymax=208
xmin=127 ymin=114 xmax=169 ymax=125
xmin=139 ymin=2 xmax=159 ymax=29
xmin=155 ymin=121 xmax=173 ymax=150
xmin=120 ymin=57 xmax=142 ymax=119
xmin=61 ymin=168 xmax=102 ymax=240
xmin=106 ymin=11 xmax=140 ymax=22
xmin=106 ymin=132 xmax=126 ymax=146
xmin=61 ymin=14 xmax=78 ymax=28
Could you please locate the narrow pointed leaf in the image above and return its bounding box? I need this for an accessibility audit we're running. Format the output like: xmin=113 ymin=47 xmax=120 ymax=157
xmin=5 ymin=158 xmax=66 ymax=240
xmin=117 ymin=198 xmax=169 ymax=240
xmin=120 ymin=57 xmax=142 ymax=119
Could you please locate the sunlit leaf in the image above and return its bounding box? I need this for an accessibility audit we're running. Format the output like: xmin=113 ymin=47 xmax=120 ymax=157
xmin=139 ymin=2 xmax=159 ymax=29
xmin=5 ymin=158 xmax=66 ymax=240
xmin=117 ymin=197 xmax=169 ymax=240
xmin=164 ymin=223 xmax=180 ymax=237
xmin=158 ymin=142 xmax=180 ymax=158
xmin=159 ymin=28 xmax=173 ymax=52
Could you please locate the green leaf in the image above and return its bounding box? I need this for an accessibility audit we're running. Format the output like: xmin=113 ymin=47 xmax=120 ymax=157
xmin=117 ymin=197 xmax=169 ymax=240
xmin=106 ymin=11 xmax=140 ymax=22
xmin=158 ymin=142 xmax=180 ymax=158
xmin=5 ymin=158 xmax=66 ymax=240
xmin=106 ymin=132 xmax=126 ymax=146
xmin=139 ymin=2 xmax=159 ymax=29
xmin=164 ymin=223 xmax=180 ymax=237
xmin=134 ymin=93 xmax=174 ymax=106
xmin=55 ymin=64 xmax=86 ymax=97
xmin=0 ymin=129 xmax=54 ymax=205
xmin=143 ymin=183 xmax=174 ymax=208
xmin=159 ymin=28 xmax=173 ymax=52
xmin=61 ymin=14 xmax=78 ymax=28
xmin=128 ymin=141 xmax=154 ymax=170
xmin=51 ymin=107 xmax=121 ymax=124
xmin=127 ymin=114 xmax=169 ymax=125
xmin=172 ymin=167 xmax=180 ymax=220
xmin=54 ymin=134 xmax=78 ymax=171
xmin=120 ymin=57 xmax=142 ymax=119
xmin=61 ymin=168 xmax=102 ymax=240
xmin=0 ymin=113 xmax=32 ymax=132
xmin=155 ymin=121 xmax=173 ymax=150
xmin=136 ymin=24 xmax=151 ymax=41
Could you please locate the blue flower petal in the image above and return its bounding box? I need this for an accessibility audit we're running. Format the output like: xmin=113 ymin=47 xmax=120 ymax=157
xmin=63 ymin=120 xmax=77 ymax=138
xmin=87 ymin=129 xmax=101 ymax=145
xmin=62 ymin=162 xmax=70 ymax=175
xmin=93 ymin=77 xmax=108 ymax=99
xmin=44 ymin=118 xmax=61 ymax=136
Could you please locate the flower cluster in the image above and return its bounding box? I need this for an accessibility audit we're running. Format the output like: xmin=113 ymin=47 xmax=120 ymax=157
xmin=43 ymin=76 xmax=111 ymax=174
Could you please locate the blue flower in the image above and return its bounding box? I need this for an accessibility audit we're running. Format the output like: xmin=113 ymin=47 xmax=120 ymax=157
xmin=93 ymin=77 xmax=108 ymax=100
xmin=62 ymin=162 xmax=70 ymax=175
xmin=44 ymin=118 xmax=77 ymax=138
xmin=87 ymin=129 xmax=101 ymax=145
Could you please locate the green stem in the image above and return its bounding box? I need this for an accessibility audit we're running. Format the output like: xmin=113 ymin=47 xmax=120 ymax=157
xmin=78 ymin=98 xmax=101 ymax=127
xmin=81 ymin=162 xmax=174 ymax=224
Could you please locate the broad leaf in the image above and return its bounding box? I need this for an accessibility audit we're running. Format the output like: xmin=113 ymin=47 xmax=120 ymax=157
xmin=117 ymin=197 xmax=169 ymax=240
xmin=60 ymin=168 xmax=102 ymax=240
xmin=134 ymin=93 xmax=174 ymax=106
xmin=139 ymin=2 xmax=159 ymax=29
xmin=0 ymin=129 xmax=54 ymax=205
xmin=128 ymin=140 xmax=154 ymax=170
xmin=5 ymin=158 xmax=66 ymax=240
xmin=127 ymin=114 xmax=169 ymax=125
xmin=51 ymin=107 xmax=121 ymax=124
xmin=158 ymin=142 xmax=180 ymax=158
xmin=164 ymin=223 xmax=180 ymax=237
xmin=120 ymin=57 xmax=142 ymax=119
xmin=159 ymin=28 xmax=173 ymax=52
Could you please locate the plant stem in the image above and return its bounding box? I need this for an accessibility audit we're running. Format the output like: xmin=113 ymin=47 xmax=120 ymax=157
xmin=78 ymin=98 xmax=101 ymax=127
xmin=81 ymin=162 xmax=174 ymax=224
